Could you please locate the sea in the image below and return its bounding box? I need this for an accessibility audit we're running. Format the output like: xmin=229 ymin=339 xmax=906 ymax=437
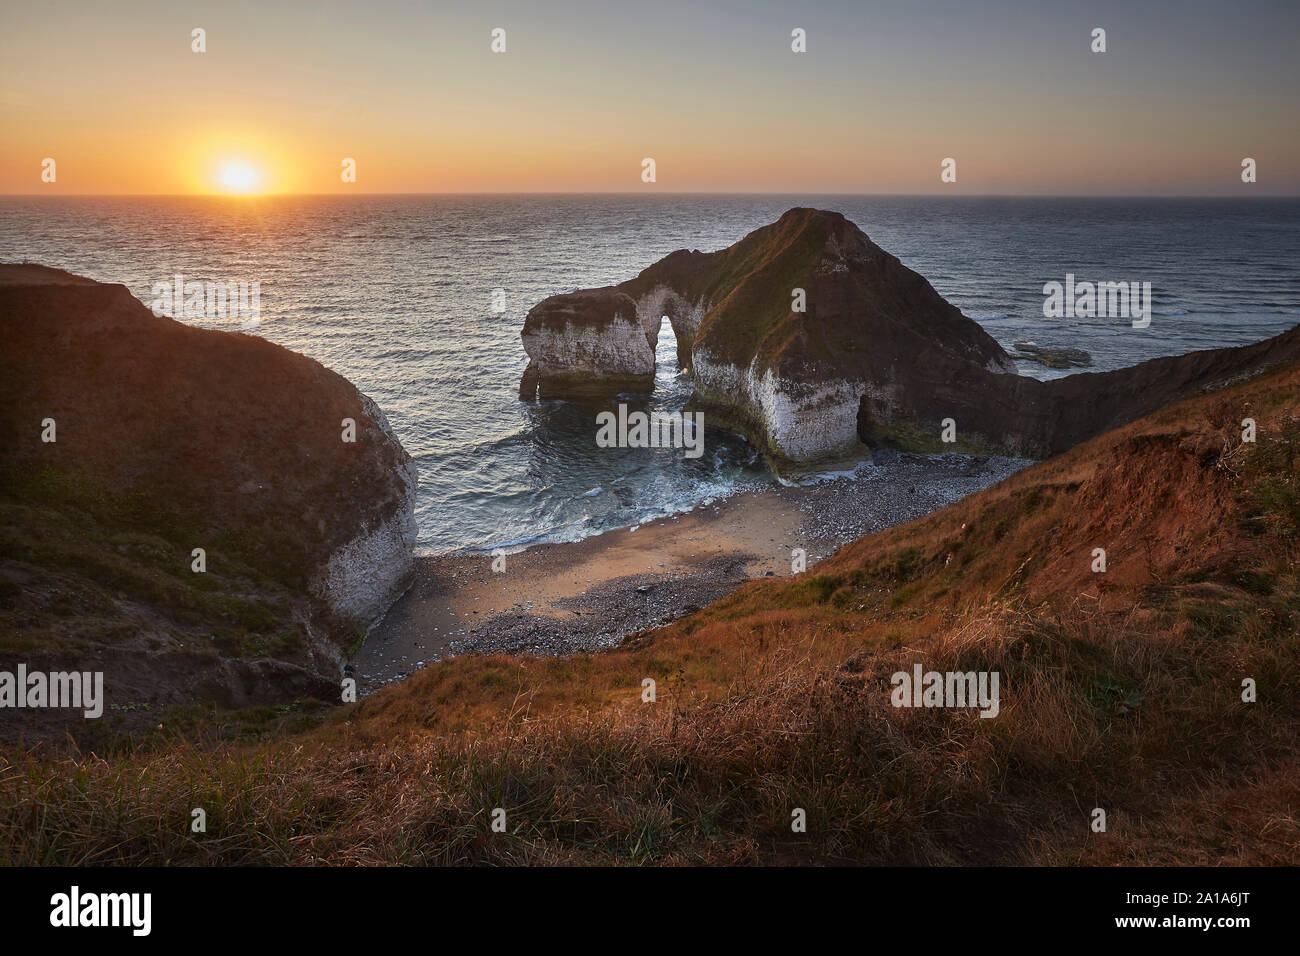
xmin=2 ymin=195 xmax=1297 ymax=554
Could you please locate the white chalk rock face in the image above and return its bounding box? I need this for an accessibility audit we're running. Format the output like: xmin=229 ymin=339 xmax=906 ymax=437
xmin=630 ymin=285 xmax=711 ymax=364
xmin=524 ymin=311 xmax=653 ymax=376
xmin=310 ymin=393 xmax=418 ymax=626
xmin=519 ymin=288 xmax=656 ymax=396
xmin=691 ymin=352 xmax=864 ymax=463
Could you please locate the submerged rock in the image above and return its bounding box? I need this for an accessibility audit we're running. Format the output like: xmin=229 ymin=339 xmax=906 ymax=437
xmin=1013 ymin=341 xmax=1093 ymax=369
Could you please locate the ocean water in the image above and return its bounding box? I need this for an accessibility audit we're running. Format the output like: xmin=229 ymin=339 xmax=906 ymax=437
xmin=2 ymin=195 xmax=1297 ymax=553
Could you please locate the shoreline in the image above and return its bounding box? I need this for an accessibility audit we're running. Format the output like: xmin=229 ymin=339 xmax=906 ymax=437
xmin=353 ymin=450 xmax=1030 ymax=693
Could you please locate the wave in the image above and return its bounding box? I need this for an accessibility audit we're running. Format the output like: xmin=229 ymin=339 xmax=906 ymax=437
xmin=419 ymin=426 xmax=530 ymax=457
xmin=777 ymin=462 xmax=873 ymax=486
xmin=457 ymin=515 xmax=595 ymax=554
xmin=444 ymin=475 xmax=757 ymax=556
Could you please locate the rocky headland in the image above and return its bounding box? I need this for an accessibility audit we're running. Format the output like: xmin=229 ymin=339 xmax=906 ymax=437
xmin=0 ymin=265 xmax=416 ymax=740
xmin=520 ymin=208 xmax=1300 ymax=466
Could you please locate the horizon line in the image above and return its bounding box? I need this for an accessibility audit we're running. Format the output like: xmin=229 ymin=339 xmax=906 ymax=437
xmin=2 ymin=191 xmax=1297 ymax=200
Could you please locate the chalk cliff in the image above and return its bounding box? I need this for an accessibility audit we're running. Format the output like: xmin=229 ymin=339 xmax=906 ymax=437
xmin=520 ymin=288 xmax=655 ymax=397
xmin=0 ymin=265 xmax=417 ymax=734
xmin=520 ymin=209 xmax=1300 ymax=464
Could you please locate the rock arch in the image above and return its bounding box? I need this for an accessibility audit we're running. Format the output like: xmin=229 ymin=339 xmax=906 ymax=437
xmin=520 ymin=208 xmax=1300 ymax=466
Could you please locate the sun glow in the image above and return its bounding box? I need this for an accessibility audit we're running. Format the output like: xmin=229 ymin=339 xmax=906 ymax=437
xmin=217 ymin=162 xmax=262 ymax=194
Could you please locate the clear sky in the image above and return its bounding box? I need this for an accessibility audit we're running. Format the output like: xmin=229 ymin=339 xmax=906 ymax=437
xmin=2 ymin=0 xmax=1297 ymax=195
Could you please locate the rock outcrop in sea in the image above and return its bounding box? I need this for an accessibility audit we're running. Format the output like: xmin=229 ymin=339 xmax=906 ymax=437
xmin=519 ymin=208 xmax=1300 ymax=464
xmin=0 ymin=265 xmax=417 ymax=734
xmin=519 ymin=288 xmax=656 ymax=397
xmin=1013 ymin=341 xmax=1093 ymax=369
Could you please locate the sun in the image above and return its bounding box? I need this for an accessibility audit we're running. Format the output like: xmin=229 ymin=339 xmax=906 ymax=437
xmin=217 ymin=161 xmax=262 ymax=194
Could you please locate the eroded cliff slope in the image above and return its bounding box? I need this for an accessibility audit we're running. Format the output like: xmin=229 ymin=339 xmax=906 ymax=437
xmin=0 ymin=265 xmax=417 ymax=740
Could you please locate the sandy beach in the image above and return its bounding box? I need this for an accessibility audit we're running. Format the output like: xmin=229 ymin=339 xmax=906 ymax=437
xmin=353 ymin=451 xmax=1029 ymax=692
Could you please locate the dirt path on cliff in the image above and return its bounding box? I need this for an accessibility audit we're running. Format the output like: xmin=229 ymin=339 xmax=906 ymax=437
xmin=353 ymin=452 xmax=1030 ymax=694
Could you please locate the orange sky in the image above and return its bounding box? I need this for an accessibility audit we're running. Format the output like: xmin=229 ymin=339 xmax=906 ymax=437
xmin=2 ymin=0 xmax=1297 ymax=195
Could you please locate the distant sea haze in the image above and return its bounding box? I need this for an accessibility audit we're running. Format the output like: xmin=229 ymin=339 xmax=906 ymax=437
xmin=2 ymin=195 xmax=1297 ymax=553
